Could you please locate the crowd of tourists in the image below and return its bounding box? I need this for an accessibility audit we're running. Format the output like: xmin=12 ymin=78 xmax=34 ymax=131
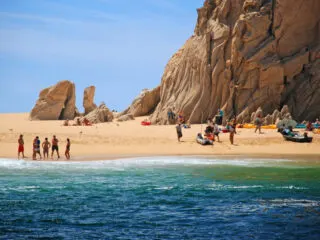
xmin=17 ymin=135 xmax=71 ymax=160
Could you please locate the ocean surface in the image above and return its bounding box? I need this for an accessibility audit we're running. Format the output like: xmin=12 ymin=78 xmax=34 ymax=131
xmin=0 ymin=157 xmax=320 ymax=240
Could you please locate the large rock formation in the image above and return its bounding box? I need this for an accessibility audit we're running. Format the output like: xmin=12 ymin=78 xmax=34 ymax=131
xmin=82 ymin=103 xmax=113 ymax=123
xmin=83 ymin=86 xmax=97 ymax=114
xmin=121 ymin=87 xmax=160 ymax=117
xmin=30 ymin=80 xmax=76 ymax=120
xmin=150 ymin=0 xmax=320 ymax=124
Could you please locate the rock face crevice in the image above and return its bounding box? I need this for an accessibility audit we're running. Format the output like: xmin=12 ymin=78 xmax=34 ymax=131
xmin=30 ymin=80 xmax=76 ymax=120
xmin=150 ymin=0 xmax=320 ymax=124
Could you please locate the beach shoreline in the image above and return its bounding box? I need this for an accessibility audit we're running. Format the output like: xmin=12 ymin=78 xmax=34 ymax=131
xmin=0 ymin=113 xmax=319 ymax=162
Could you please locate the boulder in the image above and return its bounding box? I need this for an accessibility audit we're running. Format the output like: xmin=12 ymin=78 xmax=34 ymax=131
xmin=149 ymin=0 xmax=320 ymax=123
xmin=83 ymin=86 xmax=97 ymax=114
xmin=30 ymin=80 xmax=76 ymax=120
xmin=117 ymin=114 xmax=135 ymax=122
xmin=237 ymin=108 xmax=250 ymax=123
xmin=250 ymin=112 xmax=256 ymax=123
xmin=83 ymin=103 xmax=113 ymax=124
xmin=264 ymin=114 xmax=273 ymax=125
xmin=272 ymin=109 xmax=280 ymax=124
xmin=121 ymin=87 xmax=160 ymax=117
xmin=280 ymin=105 xmax=290 ymax=118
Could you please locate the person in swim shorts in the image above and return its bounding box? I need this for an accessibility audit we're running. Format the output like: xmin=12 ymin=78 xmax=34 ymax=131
xmin=42 ymin=137 xmax=51 ymax=160
xmin=18 ymin=134 xmax=25 ymax=159
xmin=51 ymin=135 xmax=60 ymax=159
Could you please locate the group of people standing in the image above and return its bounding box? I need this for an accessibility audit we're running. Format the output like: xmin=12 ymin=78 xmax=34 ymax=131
xmin=17 ymin=135 xmax=71 ymax=160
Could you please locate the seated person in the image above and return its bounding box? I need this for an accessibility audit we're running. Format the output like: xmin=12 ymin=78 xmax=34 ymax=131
xmin=63 ymin=119 xmax=69 ymax=126
xmin=83 ymin=117 xmax=92 ymax=126
xmin=306 ymin=122 xmax=314 ymax=131
xmin=205 ymin=126 xmax=213 ymax=135
xmin=206 ymin=133 xmax=215 ymax=141
xmin=178 ymin=113 xmax=185 ymax=124
xmin=183 ymin=121 xmax=191 ymax=129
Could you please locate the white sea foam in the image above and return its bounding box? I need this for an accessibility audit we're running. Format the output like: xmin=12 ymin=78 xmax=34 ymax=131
xmin=259 ymin=198 xmax=320 ymax=207
xmin=208 ymin=183 xmax=264 ymax=190
xmin=0 ymin=156 xmax=308 ymax=171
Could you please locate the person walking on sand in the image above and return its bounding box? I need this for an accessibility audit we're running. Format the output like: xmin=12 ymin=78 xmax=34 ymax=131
xmin=254 ymin=114 xmax=262 ymax=134
xmin=176 ymin=123 xmax=183 ymax=142
xmin=65 ymin=138 xmax=71 ymax=160
xmin=18 ymin=134 xmax=25 ymax=159
xmin=33 ymin=136 xmax=42 ymax=160
xmin=51 ymin=135 xmax=60 ymax=159
xmin=42 ymin=137 xmax=51 ymax=160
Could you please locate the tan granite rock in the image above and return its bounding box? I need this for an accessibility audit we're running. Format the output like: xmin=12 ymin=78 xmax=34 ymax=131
xmin=83 ymin=103 xmax=113 ymax=124
xmin=83 ymin=86 xmax=97 ymax=115
xmin=149 ymin=0 xmax=320 ymax=123
xmin=121 ymin=87 xmax=160 ymax=117
xmin=30 ymin=80 xmax=76 ymax=120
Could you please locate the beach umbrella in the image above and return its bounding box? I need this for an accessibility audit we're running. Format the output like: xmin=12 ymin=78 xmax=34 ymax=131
xmin=276 ymin=119 xmax=297 ymax=129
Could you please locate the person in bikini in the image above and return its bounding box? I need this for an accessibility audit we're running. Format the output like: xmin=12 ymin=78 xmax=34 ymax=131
xmin=42 ymin=137 xmax=51 ymax=160
xmin=33 ymin=136 xmax=42 ymax=160
xmin=18 ymin=134 xmax=25 ymax=159
xmin=51 ymin=135 xmax=60 ymax=159
xmin=65 ymin=138 xmax=71 ymax=160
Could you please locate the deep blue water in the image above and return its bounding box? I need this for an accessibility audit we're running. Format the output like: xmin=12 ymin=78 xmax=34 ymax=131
xmin=0 ymin=157 xmax=320 ymax=240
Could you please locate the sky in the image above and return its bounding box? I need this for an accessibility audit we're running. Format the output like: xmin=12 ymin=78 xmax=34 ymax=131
xmin=0 ymin=0 xmax=204 ymax=113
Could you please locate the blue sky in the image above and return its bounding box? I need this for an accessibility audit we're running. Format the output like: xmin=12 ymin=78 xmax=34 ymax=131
xmin=0 ymin=0 xmax=203 ymax=113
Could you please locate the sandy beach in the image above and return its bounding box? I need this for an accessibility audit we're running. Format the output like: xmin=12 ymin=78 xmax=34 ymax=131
xmin=0 ymin=113 xmax=319 ymax=161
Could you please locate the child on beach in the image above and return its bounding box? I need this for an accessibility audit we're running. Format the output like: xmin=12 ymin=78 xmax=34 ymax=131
xmin=65 ymin=138 xmax=71 ymax=160
xmin=51 ymin=135 xmax=60 ymax=159
xmin=42 ymin=137 xmax=51 ymax=160
xmin=176 ymin=123 xmax=183 ymax=142
xmin=18 ymin=134 xmax=25 ymax=159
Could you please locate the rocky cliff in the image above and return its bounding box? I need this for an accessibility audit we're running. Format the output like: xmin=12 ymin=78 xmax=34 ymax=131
xmin=150 ymin=0 xmax=320 ymax=124
xmin=120 ymin=87 xmax=160 ymax=117
xmin=30 ymin=80 xmax=76 ymax=120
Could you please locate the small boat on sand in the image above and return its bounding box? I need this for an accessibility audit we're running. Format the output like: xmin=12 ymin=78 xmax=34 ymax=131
xmin=196 ymin=133 xmax=213 ymax=145
xmin=283 ymin=135 xmax=313 ymax=143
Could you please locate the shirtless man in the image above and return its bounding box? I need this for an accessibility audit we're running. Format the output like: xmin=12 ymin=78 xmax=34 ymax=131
xmin=42 ymin=137 xmax=51 ymax=160
xmin=18 ymin=134 xmax=25 ymax=159
xmin=51 ymin=135 xmax=60 ymax=159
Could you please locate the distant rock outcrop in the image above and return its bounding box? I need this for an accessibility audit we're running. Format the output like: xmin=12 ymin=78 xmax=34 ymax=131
xmin=82 ymin=103 xmax=113 ymax=123
xmin=30 ymin=80 xmax=76 ymax=120
xmin=237 ymin=105 xmax=292 ymax=124
xmin=150 ymin=0 xmax=320 ymax=124
xmin=83 ymin=86 xmax=97 ymax=115
xmin=117 ymin=114 xmax=135 ymax=122
xmin=120 ymin=87 xmax=160 ymax=117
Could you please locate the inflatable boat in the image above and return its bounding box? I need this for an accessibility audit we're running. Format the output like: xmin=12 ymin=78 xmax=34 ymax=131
xmin=283 ymin=135 xmax=313 ymax=143
xmin=196 ymin=134 xmax=213 ymax=145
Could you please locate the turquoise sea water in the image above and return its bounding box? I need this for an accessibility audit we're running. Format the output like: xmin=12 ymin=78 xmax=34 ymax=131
xmin=0 ymin=157 xmax=320 ymax=240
